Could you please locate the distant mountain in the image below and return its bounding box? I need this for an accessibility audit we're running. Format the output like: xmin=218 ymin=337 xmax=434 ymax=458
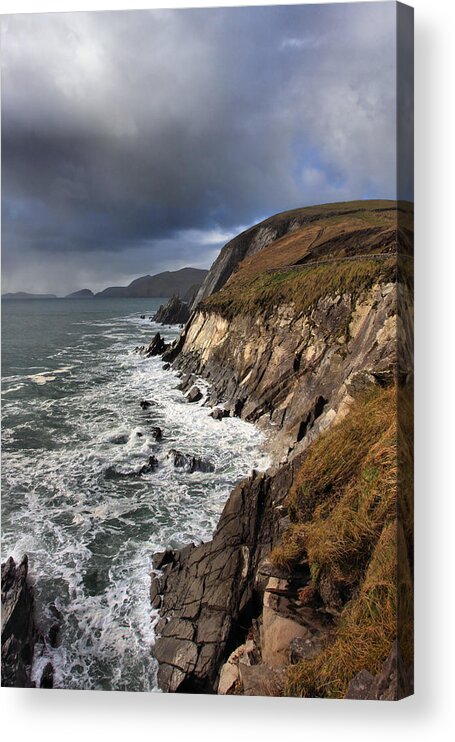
xmin=2 ymin=292 xmax=57 ymax=300
xmin=95 ymin=267 xmax=208 ymax=299
xmin=65 ymin=289 xmax=94 ymax=298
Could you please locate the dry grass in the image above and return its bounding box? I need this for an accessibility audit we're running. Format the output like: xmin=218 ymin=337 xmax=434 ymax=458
xmin=269 ymin=386 xmax=413 ymax=698
xmin=203 ymin=257 xmax=397 ymax=320
xmin=201 ymin=200 xmax=412 ymax=322
xmin=286 ymin=521 xmax=401 ymax=698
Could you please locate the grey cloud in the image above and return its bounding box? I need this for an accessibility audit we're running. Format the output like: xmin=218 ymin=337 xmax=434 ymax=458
xmin=1 ymin=4 xmax=406 ymax=294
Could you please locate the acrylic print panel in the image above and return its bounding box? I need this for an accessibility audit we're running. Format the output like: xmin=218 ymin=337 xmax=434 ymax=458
xmin=1 ymin=1 xmax=414 ymax=698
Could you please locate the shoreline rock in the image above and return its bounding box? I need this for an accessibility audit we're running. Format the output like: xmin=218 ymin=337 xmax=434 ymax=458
xmin=1 ymin=556 xmax=37 ymax=688
xmin=167 ymin=449 xmax=214 ymax=474
xmin=154 ymin=295 xmax=191 ymax=325
xmin=152 ymin=460 xmax=304 ymax=693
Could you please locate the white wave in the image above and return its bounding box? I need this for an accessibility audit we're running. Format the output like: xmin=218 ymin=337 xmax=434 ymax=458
xmin=2 ymin=383 xmax=26 ymax=395
xmin=1 ymin=308 xmax=268 ymax=691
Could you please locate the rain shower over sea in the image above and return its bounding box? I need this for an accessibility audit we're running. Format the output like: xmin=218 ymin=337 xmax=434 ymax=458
xmin=1 ymin=298 xmax=268 ymax=691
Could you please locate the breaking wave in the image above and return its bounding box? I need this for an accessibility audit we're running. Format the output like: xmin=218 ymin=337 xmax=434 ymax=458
xmin=1 ymin=303 xmax=268 ymax=691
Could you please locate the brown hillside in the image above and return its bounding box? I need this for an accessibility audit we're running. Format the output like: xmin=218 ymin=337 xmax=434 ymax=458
xmin=203 ymin=201 xmax=412 ymax=319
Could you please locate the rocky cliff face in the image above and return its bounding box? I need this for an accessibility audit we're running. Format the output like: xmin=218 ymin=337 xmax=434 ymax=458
xmin=152 ymin=461 xmax=298 ymax=692
xmin=175 ymin=281 xmax=399 ymax=461
xmin=152 ymin=201 xmax=413 ymax=698
xmin=1 ymin=556 xmax=37 ymax=687
xmin=2 ymin=557 xmax=62 ymax=689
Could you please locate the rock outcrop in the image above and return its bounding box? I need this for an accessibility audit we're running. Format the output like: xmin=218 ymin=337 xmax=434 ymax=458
xmin=345 ymin=641 xmax=414 ymax=701
xmin=186 ymin=386 xmax=203 ymax=403
xmin=154 ymin=295 xmax=191 ymax=325
xmin=167 ymin=449 xmax=215 ymax=474
xmin=1 ymin=556 xmax=37 ymax=687
xmin=137 ymin=332 xmax=169 ymax=358
xmin=153 ymin=459 xmax=300 ymax=692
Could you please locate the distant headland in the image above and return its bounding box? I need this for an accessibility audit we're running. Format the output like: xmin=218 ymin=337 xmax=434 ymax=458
xmin=2 ymin=267 xmax=208 ymax=301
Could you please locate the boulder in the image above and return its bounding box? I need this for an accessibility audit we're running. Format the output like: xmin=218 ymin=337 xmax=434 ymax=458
xmin=210 ymin=408 xmax=229 ymax=420
xmin=162 ymin=363 xmax=171 ymax=371
xmin=262 ymin=580 xmax=313 ymax=667
xmin=218 ymin=640 xmax=256 ymax=695
xmin=218 ymin=659 xmax=240 ymax=696
xmin=151 ymin=426 xmax=162 ymax=442
xmin=167 ymin=449 xmax=215 ymax=474
xmin=105 ymin=455 xmax=158 ymax=479
xmin=289 ymin=635 xmax=323 ymax=663
xmin=186 ymin=386 xmax=203 ymax=403
xmin=239 ymin=664 xmax=286 ymax=697
xmin=140 ymin=399 xmax=155 ymax=409
xmin=152 ymin=549 xmax=176 ymax=571
xmin=111 ymin=433 xmax=129 ymax=445
xmin=345 ymin=669 xmax=375 ymax=700
xmin=138 ymin=455 xmax=159 ymax=475
xmin=178 ymin=373 xmax=195 ymax=392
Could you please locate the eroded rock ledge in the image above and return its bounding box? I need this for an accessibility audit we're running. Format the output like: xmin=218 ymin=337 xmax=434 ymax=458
xmin=151 ymin=452 xmax=339 ymax=695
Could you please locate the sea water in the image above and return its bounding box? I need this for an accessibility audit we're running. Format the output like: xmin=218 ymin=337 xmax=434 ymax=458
xmin=1 ymin=298 xmax=268 ymax=691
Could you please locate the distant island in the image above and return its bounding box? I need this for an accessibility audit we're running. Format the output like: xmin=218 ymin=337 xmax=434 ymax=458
xmin=2 ymin=267 xmax=208 ymax=301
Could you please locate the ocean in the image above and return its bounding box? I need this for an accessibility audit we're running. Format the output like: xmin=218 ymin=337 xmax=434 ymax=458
xmin=1 ymin=297 xmax=268 ymax=691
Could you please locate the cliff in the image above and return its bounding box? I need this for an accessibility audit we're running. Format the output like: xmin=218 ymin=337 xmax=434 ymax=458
xmin=151 ymin=201 xmax=413 ymax=698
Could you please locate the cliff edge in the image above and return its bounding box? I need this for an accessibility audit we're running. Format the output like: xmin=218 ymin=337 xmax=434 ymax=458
xmin=151 ymin=201 xmax=413 ymax=698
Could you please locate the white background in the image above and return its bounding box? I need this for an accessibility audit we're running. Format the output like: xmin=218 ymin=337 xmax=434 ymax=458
xmin=1 ymin=0 xmax=454 ymax=740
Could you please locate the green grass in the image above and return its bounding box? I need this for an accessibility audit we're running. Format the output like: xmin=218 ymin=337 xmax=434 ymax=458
xmin=203 ymin=257 xmax=397 ymax=320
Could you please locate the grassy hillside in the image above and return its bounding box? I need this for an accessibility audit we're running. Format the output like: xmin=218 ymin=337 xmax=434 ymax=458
xmin=270 ymin=385 xmax=413 ymax=698
xmin=202 ymin=201 xmax=412 ymax=319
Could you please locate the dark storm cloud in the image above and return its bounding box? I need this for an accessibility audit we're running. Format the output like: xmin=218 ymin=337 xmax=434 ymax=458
xmin=1 ymin=3 xmax=404 ymax=294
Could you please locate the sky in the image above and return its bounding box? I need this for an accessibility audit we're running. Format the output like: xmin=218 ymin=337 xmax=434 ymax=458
xmin=1 ymin=2 xmax=411 ymax=295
